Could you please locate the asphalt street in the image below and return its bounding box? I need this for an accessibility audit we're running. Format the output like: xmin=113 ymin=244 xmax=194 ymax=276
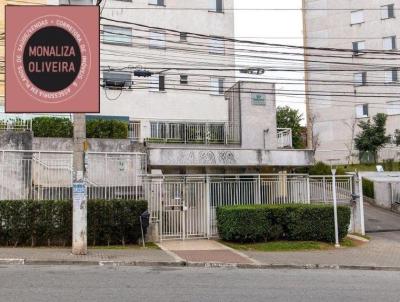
xmin=0 ymin=265 xmax=399 ymax=302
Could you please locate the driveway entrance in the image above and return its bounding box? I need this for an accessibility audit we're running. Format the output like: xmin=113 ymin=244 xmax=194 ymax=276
xmin=365 ymin=203 xmax=400 ymax=234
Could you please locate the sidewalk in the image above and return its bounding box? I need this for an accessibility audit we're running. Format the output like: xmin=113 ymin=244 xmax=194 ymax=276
xmin=0 ymin=232 xmax=399 ymax=270
xmin=242 ymin=232 xmax=400 ymax=269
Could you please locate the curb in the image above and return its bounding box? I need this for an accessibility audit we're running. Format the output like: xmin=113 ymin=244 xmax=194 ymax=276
xmin=0 ymin=258 xmax=399 ymax=272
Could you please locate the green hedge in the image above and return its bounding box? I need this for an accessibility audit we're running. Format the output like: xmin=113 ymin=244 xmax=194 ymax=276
xmin=86 ymin=119 xmax=128 ymax=139
xmin=216 ymin=204 xmax=350 ymax=243
xmin=32 ymin=117 xmax=73 ymax=138
xmin=0 ymin=199 xmax=147 ymax=247
xmin=362 ymin=179 xmax=375 ymax=199
xmin=32 ymin=117 xmax=128 ymax=139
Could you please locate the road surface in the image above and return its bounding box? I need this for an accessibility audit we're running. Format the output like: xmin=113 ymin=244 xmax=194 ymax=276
xmin=0 ymin=265 xmax=399 ymax=302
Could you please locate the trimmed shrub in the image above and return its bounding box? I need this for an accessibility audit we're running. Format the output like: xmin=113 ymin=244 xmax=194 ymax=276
xmin=32 ymin=117 xmax=73 ymax=138
xmin=362 ymin=179 xmax=375 ymax=199
xmin=308 ymin=161 xmax=345 ymax=175
xmin=0 ymin=199 xmax=147 ymax=247
xmin=86 ymin=119 xmax=128 ymax=139
xmin=216 ymin=204 xmax=350 ymax=243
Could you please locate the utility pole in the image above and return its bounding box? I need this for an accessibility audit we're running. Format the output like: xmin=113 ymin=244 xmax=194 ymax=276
xmin=72 ymin=113 xmax=87 ymax=255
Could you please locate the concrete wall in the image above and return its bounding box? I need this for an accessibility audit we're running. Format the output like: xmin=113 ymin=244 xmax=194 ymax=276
xmin=31 ymin=137 xmax=143 ymax=153
xmin=0 ymin=131 xmax=33 ymax=151
xmin=239 ymin=82 xmax=278 ymax=150
xmin=304 ymin=0 xmax=400 ymax=163
xmin=149 ymin=147 xmax=313 ymax=167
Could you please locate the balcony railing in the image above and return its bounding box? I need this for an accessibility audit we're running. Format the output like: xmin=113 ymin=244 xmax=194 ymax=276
xmin=277 ymin=128 xmax=293 ymax=148
xmin=0 ymin=117 xmax=32 ymax=132
xmin=146 ymin=121 xmax=240 ymax=145
xmin=128 ymin=121 xmax=141 ymax=142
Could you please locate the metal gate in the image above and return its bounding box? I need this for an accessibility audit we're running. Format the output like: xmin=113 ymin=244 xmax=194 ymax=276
xmin=144 ymin=174 xmax=354 ymax=241
xmin=144 ymin=177 xmax=208 ymax=240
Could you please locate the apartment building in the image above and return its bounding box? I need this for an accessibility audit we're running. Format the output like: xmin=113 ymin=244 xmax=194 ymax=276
xmin=303 ymin=0 xmax=400 ymax=163
xmin=1 ymin=0 xmax=313 ymax=173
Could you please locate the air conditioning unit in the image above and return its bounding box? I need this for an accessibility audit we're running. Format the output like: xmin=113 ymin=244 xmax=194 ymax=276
xmin=103 ymin=71 xmax=133 ymax=89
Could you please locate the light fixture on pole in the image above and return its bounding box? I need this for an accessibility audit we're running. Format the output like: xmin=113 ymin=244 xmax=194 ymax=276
xmin=328 ymin=159 xmax=340 ymax=248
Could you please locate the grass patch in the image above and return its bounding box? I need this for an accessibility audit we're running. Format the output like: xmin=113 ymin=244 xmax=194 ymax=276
xmin=91 ymin=242 xmax=159 ymax=250
xmin=221 ymin=237 xmax=360 ymax=252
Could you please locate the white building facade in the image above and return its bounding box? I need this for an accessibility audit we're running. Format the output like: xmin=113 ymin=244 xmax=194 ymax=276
xmin=1 ymin=0 xmax=313 ymax=173
xmin=303 ymin=0 xmax=400 ymax=164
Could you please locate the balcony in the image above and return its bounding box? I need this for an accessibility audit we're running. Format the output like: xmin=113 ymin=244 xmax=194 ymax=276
xmin=142 ymin=121 xmax=241 ymax=145
xmin=277 ymin=128 xmax=293 ymax=149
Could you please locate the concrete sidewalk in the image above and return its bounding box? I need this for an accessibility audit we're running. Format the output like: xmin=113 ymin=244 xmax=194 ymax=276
xmin=242 ymin=231 xmax=400 ymax=269
xmin=0 ymin=233 xmax=399 ymax=270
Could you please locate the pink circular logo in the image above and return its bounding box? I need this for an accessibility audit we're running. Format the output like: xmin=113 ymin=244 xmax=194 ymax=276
xmin=13 ymin=15 xmax=91 ymax=104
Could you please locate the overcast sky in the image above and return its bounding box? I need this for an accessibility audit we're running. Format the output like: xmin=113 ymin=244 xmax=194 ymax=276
xmin=234 ymin=0 xmax=306 ymax=118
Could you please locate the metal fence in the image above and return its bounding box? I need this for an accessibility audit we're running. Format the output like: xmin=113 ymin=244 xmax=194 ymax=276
xmin=391 ymin=182 xmax=400 ymax=207
xmin=0 ymin=151 xmax=354 ymax=240
xmin=277 ymin=128 xmax=293 ymax=148
xmin=142 ymin=174 xmax=353 ymax=240
xmin=147 ymin=121 xmax=241 ymax=145
xmin=0 ymin=150 xmax=147 ymax=201
xmin=309 ymin=176 xmax=353 ymax=203
xmin=0 ymin=118 xmax=32 ymax=131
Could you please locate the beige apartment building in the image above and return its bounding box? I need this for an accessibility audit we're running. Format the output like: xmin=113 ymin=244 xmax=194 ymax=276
xmin=303 ymin=0 xmax=400 ymax=164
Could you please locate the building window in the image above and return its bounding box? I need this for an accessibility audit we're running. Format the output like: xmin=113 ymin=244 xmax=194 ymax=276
xmin=103 ymin=25 xmax=132 ymax=46
xmin=180 ymin=75 xmax=188 ymax=85
xmin=103 ymin=71 xmax=132 ymax=88
xmin=210 ymin=77 xmax=224 ymax=95
xmin=381 ymin=4 xmax=395 ymax=19
xmin=383 ymin=36 xmax=397 ymax=50
xmin=356 ymin=104 xmax=369 ymax=118
xmin=387 ymin=101 xmax=400 ymax=115
xmin=209 ymin=37 xmax=225 ymax=54
xmin=352 ymin=41 xmax=365 ymax=55
xmin=149 ymin=0 xmax=165 ymax=6
xmin=209 ymin=0 xmax=223 ymax=13
xmin=180 ymin=32 xmax=187 ymax=42
xmin=149 ymin=31 xmax=166 ymax=49
xmin=150 ymin=75 xmax=166 ymax=91
xmin=351 ymin=10 xmax=364 ymax=25
xmin=354 ymin=72 xmax=367 ymax=86
xmin=385 ymin=68 xmax=398 ymax=83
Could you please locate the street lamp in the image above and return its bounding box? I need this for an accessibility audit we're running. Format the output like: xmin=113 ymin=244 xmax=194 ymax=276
xmin=328 ymin=159 xmax=340 ymax=248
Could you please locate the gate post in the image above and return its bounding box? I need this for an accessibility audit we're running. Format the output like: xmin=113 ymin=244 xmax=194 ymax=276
xmin=352 ymin=173 xmax=366 ymax=235
xmin=206 ymin=176 xmax=211 ymax=239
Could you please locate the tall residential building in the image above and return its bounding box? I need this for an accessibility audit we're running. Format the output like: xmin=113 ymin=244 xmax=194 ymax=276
xmin=303 ymin=0 xmax=400 ymax=164
xmin=2 ymin=0 xmax=313 ymax=173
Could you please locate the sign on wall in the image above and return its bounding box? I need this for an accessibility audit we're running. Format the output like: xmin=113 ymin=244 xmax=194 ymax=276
xmin=5 ymin=6 xmax=99 ymax=113
xmin=251 ymin=93 xmax=266 ymax=106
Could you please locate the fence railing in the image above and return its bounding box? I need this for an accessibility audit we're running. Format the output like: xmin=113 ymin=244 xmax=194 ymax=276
xmin=147 ymin=121 xmax=241 ymax=145
xmin=309 ymin=176 xmax=353 ymax=203
xmin=277 ymin=128 xmax=293 ymax=148
xmin=128 ymin=121 xmax=141 ymax=142
xmin=391 ymin=182 xmax=400 ymax=207
xmin=142 ymin=174 xmax=353 ymax=238
xmin=0 ymin=118 xmax=32 ymax=132
xmin=0 ymin=150 xmax=147 ymax=201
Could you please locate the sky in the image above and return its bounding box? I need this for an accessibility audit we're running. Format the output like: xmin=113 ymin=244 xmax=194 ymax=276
xmin=234 ymin=0 xmax=306 ymax=118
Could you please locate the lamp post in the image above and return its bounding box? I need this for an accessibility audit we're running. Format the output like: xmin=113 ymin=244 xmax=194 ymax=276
xmin=328 ymin=159 xmax=340 ymax=248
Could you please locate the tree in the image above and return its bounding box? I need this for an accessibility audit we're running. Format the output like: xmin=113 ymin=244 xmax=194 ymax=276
xmin=354 ymin=113 xmax=391 ymax=162
xmin=395 ymin=129 xmax=400 ymax=146
xmin=276 ymin=106 xmax=305 ymax=149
